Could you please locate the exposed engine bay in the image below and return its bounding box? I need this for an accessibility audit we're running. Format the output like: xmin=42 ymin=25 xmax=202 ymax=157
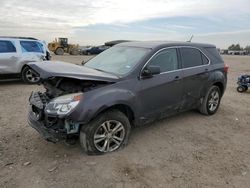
xmin=28 ymin=76 xmax=113 ymax=142
xmin=42 ymin=77 xmax=112 ymax=98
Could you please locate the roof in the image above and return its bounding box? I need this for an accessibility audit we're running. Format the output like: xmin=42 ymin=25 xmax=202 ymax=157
xmin=0 ymin=36 xmax=38 ymax=40
xmin=105 ymin=40 xmax=133 ymax=46
xmin=117 ymin=41 xmax=216 ymax=49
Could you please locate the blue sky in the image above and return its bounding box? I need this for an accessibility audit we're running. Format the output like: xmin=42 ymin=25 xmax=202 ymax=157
xmin=0 ymin=0 xmax=250 ymax=48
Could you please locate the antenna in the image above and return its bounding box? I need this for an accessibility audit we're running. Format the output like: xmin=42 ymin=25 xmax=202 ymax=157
xmin=187 ymin=35 xmax=193 ymax=42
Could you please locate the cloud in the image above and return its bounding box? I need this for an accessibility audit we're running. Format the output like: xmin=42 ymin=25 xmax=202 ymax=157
xmin=1 ymin=0 xmax=249 ymax=27
xmin=0 ymin=0 xmax=249 ymax=47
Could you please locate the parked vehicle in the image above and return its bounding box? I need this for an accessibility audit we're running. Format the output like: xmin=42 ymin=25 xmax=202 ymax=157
xmin=27 ymin=41 xmax=228 ymax=154
xmin=237 ymin=75 xmax=250 ymax=92
xmin=79 ymin=46 xmax=92 ymax=55
xmin=228 ymin=50 xmax=247 ymax=55
xmin=82 ymin=45 xmax=109 ymax=55
xmin=0 ymin=37 xmax=50 ymax=83
xmin=48 ymin=38 xmax=79 ymax=55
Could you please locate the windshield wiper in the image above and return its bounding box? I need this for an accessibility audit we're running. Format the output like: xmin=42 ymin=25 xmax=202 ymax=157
xmin=93 ymin=68 xmax=106 ymax=72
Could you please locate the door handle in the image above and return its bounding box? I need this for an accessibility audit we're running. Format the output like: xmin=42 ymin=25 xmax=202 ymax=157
xmin=174 ymin=76 xmax=180 ymax=81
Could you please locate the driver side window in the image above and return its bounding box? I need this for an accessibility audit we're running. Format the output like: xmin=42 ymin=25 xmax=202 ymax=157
xmin=148 ymin=48 xmax=178 ymax=73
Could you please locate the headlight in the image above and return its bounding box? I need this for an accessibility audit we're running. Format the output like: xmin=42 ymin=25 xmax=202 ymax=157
xmin=45 ymin=93 xmax=82 ymax=115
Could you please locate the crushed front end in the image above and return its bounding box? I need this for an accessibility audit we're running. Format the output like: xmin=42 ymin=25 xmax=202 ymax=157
xmin=28 ymin=76 xmax=111 ymax=143
xmin=28 ymin=91 xmax=81 ymax=142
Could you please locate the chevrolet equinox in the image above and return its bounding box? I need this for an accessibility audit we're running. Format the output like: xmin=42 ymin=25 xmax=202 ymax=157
xmin=28 ymin=41 xmax=228 ymax=154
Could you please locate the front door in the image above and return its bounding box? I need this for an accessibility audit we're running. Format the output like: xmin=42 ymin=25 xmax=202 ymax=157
xmin=137 ymin=48 xmax=183 ymax=122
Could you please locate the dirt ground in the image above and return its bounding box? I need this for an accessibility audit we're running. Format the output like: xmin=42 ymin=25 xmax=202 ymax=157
xmin=0 ymin=55 xmax=250 ymax=188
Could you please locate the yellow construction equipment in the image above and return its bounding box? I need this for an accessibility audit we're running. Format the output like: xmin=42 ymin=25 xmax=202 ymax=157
xmin=48 ymin=38 xmax=79 ymax=55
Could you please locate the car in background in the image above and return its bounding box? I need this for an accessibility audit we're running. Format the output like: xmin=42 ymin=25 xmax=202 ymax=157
xmin=82 ymin=45 xmax=109 ymax=55
xmin=79 ymin=46 xmax=92 ymax=55
xmin=0 ymin=37 xmax=50 ymax=83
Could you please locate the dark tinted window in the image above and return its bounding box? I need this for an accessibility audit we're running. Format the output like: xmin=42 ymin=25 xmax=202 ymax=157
xmin=202 ymin=53 xmax=209 ymax=64
xmin=0 ymin=40 xmax=16 ymax=53
xmin=205 ymin=47 xmax=223 ymax=63
xmin=148 ymin=48 xmax=178 ymax=72
xmin=180 ymin=48 xmax=203 ymax=68
xmin=20 ymin=41 xmax=44 ymax=53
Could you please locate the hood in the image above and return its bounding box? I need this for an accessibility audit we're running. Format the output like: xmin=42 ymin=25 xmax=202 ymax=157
xmin=28 ymin=61 xmax=119 ymax=82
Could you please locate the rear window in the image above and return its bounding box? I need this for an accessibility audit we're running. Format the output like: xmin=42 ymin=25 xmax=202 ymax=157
xmin=0 ymin=40 xmax=16 ymax=53
xmin=180 ymin=48 xmax=203 ymax=68
xmin=201 ymin=53 xmax=209 ymax=64
xmin=20 ymin=41 xmax=44 ymax=53
xmin=205 ymin=47 xmax=223 ymax=63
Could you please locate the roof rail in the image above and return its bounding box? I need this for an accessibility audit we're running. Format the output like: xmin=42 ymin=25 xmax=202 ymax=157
xmin=0 ymin=36 xmax=38 ymax=40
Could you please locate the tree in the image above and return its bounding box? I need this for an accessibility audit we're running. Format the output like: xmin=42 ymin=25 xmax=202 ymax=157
xmin=228 ymin=44 xmax=235 ymax=50
xmin=228 ymin=44 xmax=242 ymax=51
xmin=245 ymin=45 xmax=250 ymax=53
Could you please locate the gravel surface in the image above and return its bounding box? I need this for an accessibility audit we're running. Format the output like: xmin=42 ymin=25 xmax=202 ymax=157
xmin=0 ymin=55 xmax=250 ymax=188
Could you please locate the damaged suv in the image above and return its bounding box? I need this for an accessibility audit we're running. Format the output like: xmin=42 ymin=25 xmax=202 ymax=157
xmin=28 ymin=41 xmax=228 ymax=154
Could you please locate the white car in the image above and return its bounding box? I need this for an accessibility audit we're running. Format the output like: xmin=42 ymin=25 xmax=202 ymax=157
xmin=0 ymin=37 xmax=51 ymax=83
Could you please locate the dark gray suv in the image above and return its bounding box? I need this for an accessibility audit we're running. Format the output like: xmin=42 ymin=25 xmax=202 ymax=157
xmin=28 ymin=41 xmax=228 ymax=154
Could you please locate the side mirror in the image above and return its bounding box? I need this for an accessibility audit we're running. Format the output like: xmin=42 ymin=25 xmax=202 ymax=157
xmin=142 ymin=65 xmax=161 ymax=77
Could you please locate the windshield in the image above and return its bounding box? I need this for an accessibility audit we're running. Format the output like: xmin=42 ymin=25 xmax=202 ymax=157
xmin=84 ymin=46 xmax=150 ymax=75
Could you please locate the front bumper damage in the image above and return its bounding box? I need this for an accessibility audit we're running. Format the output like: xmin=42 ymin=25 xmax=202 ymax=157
xmin=28 ymin=110 xmax=66 ymax=142
xmin=28 ymin=92 xmax=80 ymax=143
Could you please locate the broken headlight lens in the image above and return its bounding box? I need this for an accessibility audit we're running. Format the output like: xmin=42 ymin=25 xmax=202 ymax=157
xmin=45 ymin=93 xmax=82 ymax=115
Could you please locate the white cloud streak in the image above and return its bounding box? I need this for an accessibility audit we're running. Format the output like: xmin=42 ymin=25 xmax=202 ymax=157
xmin=0 ymin=0 xmax=249 ymax=46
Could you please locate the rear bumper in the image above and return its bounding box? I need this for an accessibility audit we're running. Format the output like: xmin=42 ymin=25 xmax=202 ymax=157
xmin=28 ymin=108 xmax=67 ymax=143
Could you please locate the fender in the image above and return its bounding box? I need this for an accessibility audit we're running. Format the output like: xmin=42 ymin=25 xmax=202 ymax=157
xmin=68 ymin=87 xmax=137 ymax=123
xmin=201 ymin=69 xmax=226 ymax=97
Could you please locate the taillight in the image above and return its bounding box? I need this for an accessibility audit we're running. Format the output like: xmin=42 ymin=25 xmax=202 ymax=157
xmin=224 ymin=64 xmax=229 ymax=74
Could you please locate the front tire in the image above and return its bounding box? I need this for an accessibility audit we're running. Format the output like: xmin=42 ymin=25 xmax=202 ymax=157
xmin=70 ymin=48 xmax=79 ymax=55
xmin=55 ymin=48 xmax=64 ymax=55
xmin=21 ymin=66 xmax=40 ymax=84
xmin=199 ymin=86 xmax=221 ymax=115
xmin=80 ymin=110 xmax=131 ymax=155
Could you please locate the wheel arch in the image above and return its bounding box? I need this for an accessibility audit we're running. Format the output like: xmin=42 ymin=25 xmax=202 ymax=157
xmin=20 ymin=63 xmax=32 ymax=75
xmin=213 ymin=81 xmax=224 ymax=95
xmin=91 ymin=104 xmax=135 ymax=125
xmin=21 ymin=64 xmax=28 ymax=72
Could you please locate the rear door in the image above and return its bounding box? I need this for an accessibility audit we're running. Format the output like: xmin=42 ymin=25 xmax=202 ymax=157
xmin=138 ymin=48 xmax=183 ymax=121
xmin=179 ymin=47 xmax=210 ymax=110
xmin=20 ymin=40 xmax=46 ymax=60
xmin=0 ymin=40 xmax=19 ymax=74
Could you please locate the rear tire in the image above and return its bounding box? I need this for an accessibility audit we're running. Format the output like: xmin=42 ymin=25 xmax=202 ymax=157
xmin=55 ymin=48 xmax=64 ymax=55
xmin=79 ymin=110 xmax=131 ymax=155
xmin=199 ymin=85 xmax=221 ymax=115
xmin=21 ymin=66 xmax=40 ymax=84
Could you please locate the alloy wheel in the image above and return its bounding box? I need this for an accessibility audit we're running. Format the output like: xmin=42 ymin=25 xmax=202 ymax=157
xmin=25 ymin=69 xmax=40 ymax=83
xmin=94 ymin=120 xmax=125 ymax=152
xmin=208 ymin=90 xmax=220 ymax=112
